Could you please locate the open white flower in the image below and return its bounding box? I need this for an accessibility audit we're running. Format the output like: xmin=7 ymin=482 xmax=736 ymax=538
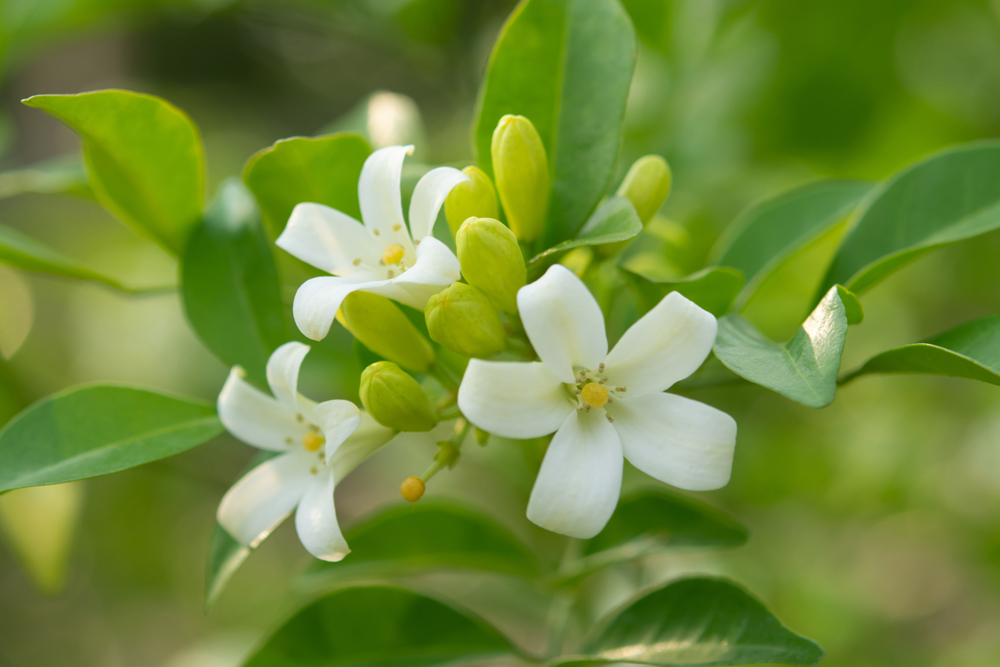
xmin=217 ymin=342 xmax=394 ymax=561
xmin=276 ymin=145 xmax=469 ymax=340
xmin=458 ymin=265 xmax=737 ymax=539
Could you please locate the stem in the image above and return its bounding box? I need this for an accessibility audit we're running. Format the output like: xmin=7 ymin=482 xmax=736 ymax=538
xmin=546 ymin=538 xmax=584 ymax=658
xmin=428 ymin=361 xmax=459 ymax=393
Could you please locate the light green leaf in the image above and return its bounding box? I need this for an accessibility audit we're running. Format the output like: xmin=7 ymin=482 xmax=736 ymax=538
xmin=0 ymin=155 xmax=91 ymax=199
xmin=713 ymin=285 xmax=850 ymax=408
xmin=841 ymin=313 xmax=1000 ymax=386
xmin=823 ymin=141 xmax=1000 ymax=294
xmin=0 ymin=385 xmax=222 ymax=493
xmin=181 ymin=180 xmax=287 ymax=385
xmin=243 ymin=133 xmax=370 ymax=235
xmin=555 ymin=577 xmax=824 ymax=666
xmin=242 ymin=586 xmax=516 ymax=667
xmin=624 ymin=266 xmax=745 ymax=318
xmin=474 ymin=0 xmax=637 ymax=247
xmin=530 ymin=197 xmax=643 ymax=265
xmin=23 ymin=90 xmax=205 ymax=254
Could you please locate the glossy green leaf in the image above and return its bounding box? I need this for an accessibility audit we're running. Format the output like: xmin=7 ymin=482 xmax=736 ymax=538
xmin=842 ymin=313 xmax=1000 ymax=386
xmin=624 ymin=266 xmax=745 ymax=318
xmin=0 ymin=385 xmax=222 ymax=493
xmin=0 ymin=155 xmax=91 ymax=199
xmin=475 ymin=0 xmax=636 ymax=247
xmin=556 ymin=577 xmax=823 ymax=666
xmin=243 ymin=586 xmax=515 ymax=667
xmin=243 ymin=133 xmax=370 ymax=234
xmin=23 ymin=90 xmax=204 ymax=254
xmin=181 ymin=180 xmax=287 ymax=385
xmin=711 ymin=179 xmax=871 ymax=306
xmin=714 ymin=285 xmax=850 ymax=408
xmin=823 ymin=141 xmax=1000 ymax=294
xmin=530 ymin=197 xmax=643 ymax=264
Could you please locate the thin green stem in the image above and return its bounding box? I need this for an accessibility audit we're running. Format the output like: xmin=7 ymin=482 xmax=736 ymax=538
xmin=428 ymin=361 xmax=460 ymax=393
xmin=546 ymin=538 xmax=584 ymax=658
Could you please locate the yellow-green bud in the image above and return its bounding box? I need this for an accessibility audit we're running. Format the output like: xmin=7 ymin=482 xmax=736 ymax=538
xmin=359 ymin=361 xmax=437 ymax=432
xmin=455 ymin=217 xmax=526 ymax=314
xmin=435 ymin=441 xmax=461 ymax=468
xmin=491 ymin=115 xmax=548 ymax=242
xmin=337 ymin=292 xmax=435 ymax=373
xmin=425 ymin=282 xmax=505 ymax=359
xmin=444 ymin=166 xmax=499 ymax=238
xmin=617 ymin=155 xmax=672 ymax=224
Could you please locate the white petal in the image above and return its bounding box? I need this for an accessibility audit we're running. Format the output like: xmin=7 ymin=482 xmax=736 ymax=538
xmin=603 ymin=291 xmax=718 ymax=395
xmin=218 ymin=367 xmax=308 ymax=451
xmin=329 ymin=411 xmax=395 ymax=480
xmin=358 ymin=145 xmax=415 ymax=255
xmin=458 ymin=360 xmax=572 ymax=439
xmin=383 ymin=236 xmax=461 ymax=307
xmin=276 ymin=203 xmax=383 ymax=277
xmin=526 ymin=409 xmax=623 ymax=539
xmin=266 ymin=342 xmax=311 ymax=411
xmin=408 ymin=167 xmax=469 ymax=240
xmin=608 ymin=392 xmax=736 ymax=491
xmin=217 ymin=452 xmax=310 ymax=547
xmin=291 ymin=275 xmax=388 ymax=341
xmin=517 ymin=264 xmax=607 ymax=383
xmin=309 ymin=399 xmax=362 ymax=461
xmin=295 ymin=469 xmax=350 ymax=562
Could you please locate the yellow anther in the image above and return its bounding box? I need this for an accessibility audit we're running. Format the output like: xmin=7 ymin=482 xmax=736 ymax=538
xmin=302 ymin=432 xmax=325 ymax=452
xmin=382 ymin=244 xmax=404 ymax=266
xmin=352 ymin=258 xmax=361 ymax=266
xmin=581 ymin=382 xmax=609 ymax=410
xmin=400 ymin=476 xmax=426 ymax=503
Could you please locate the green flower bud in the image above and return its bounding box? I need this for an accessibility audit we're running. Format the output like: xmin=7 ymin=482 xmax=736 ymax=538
xmin=444 ymin=166 xmax=499 ymax=238
xmin=491 ymin=115 xmax=549 ymax=242
xmin=337 ymin=292 xmax=435 ymax=373
xmin=359 ymin=361 xmax=437 ymax=432
xmin=617 ymin=155 xmax=672 ymax=224
xmin=425 ymin=282 xmax=505 ymax=359
xmin=455 ymin=217 xmax=526 ymax=314
xmin=435 ymin=441 xmax=461 ymax=468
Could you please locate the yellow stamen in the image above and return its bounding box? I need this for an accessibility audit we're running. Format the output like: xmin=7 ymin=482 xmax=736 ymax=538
xmin=382 ymin=244 xmax=404 ymax=266
xmin=400 ymin=476 xmax=426 ymax=503
xmin=581 ymin=382 xmax=609 ymax=410
xmin=302 ymin=432 xmax=325 ymax=452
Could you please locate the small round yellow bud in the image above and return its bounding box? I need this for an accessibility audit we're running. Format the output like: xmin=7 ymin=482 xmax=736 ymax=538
xmin=491 ymin=115 xmax=549 ymax=243
xmin=581 ymin=383 xmax=609 ymax=410
xmin=381 ymin=244 xmax=405 ymax=266
xmin=456 ymin=217 xmax=526 ymax=314
xmin=445 ymin=166 xmax=499 ymax=238
xmin=337 ymin=291 xmax=435 ymax=373
xmin=425 ymin=282 xmax=506 ymax=359
xmin=400 ymin=476 xmax=426 ymax=503
xmin=302 ymin=432 xmax=325 ymax=452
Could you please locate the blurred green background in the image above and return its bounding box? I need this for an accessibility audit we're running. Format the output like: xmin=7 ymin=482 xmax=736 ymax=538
xmin=1 ymin=1 xmax=1000 ymax=665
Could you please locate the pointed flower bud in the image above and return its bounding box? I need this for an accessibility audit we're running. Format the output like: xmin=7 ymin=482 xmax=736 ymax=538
xmin=360 ymin=361 xmax=437 ymax=432
xmin=338 ymin=292 xmax=435 ymax=373
xmin=444 ymin=166 xmax=499 ymax=238
xmin=491 ymin=115 xmax=548 ymax=242
xmin=456 ymin=217 xmax=525 ymax=314
xmin=425 ymin=282 xmax=505 ymax=359
xmin=617 ymin=155 xmax=672 ymax=224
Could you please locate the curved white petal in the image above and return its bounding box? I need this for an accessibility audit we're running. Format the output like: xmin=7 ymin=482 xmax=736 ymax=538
xmin=386 ymin=235 xmax=461 ymax=304
xmin=603 ymin=291 xmax=717 ymax=395
xmin=292 ymin=275 xmax=388 ymax=341
xmin=218 ymin=367 xmax=308 ymax=451
xmin=518 ymin=264 xmax=607 ymax=383
xmin=295 ymin=469 xmax=350 ymax=562
xmin=526 ymin=409 xmax=623 ymax=539
xmin=608 ymin=392 xmax=736 ymax=491
xmin=330 ymin=412 xmax=395 ymax=480
xmin=358 ymin=145 xmax=415 ymax=256
xmin=408 ymin=167 xmax=469 ymax=240
xmin=276 ymin=203 xmax=383 ymax=276
xmin=309 ymin=399 xmax=362 ymax=461
xmin=217 ymin=451 xmax=310 ymax=547
xmin=458 ymin=360 xmax=572 ymax=439
xmin=266 ymin=342 xmax=311 ymax=411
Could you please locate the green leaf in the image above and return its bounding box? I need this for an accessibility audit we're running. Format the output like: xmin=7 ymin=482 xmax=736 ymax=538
xmin=530 ymin=197 xmax=643 ymax=265
xmin=243 ymin=133 xmax=371 ymax=235
xmin=713 ymin=285 xmax=850 ymax=408
xmin=823 ymin=141 xmax=1000 ymax=294
xmin=0 ymin=155 xmax=91 ymax=199
xmin=0 ymin=385 xmax=222 ymax=493
xmin=624 ymin=266 xmax=745 ymax=318
xmin=243 ymin=586 xmax=515 ymax=667
xmin=711 ymin=179 xmax=871 ymax=307
xmin=181 ymin=180 xmax=287 ymax=385
xmin=23 ymin=90 xmax=205 ymax=254
xmin=842 ymin=313 xmax=1000 ymax=386
xmin=475 ymin=0 xmax=637 ymax=247
xmin=556 ymin=577 xmax=823 ymax=666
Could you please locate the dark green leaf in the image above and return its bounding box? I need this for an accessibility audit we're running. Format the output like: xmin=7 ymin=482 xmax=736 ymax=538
xmin=0 ymin=385 xmax=222 ymax=493
xmin=181 ymin=180 xmax=287 ymax=385
xmin=530 ymin=197 xmax=643 ymax=264
xmin=556 ymin=577 xmax=823 ymax=666
xmin=624 ymin=266 xmax=745 ymax=318
xmin=23 ymin=90 xmax=204 ymax=254
xmin=475 ymin=0 xmax=636 ymax=247
xmin=243 ymin=586 xmax=515 ymax=667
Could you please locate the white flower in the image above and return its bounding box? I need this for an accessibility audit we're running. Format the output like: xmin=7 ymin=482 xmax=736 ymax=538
xmin=457 ymin=265 xmax=737 ymax=539
xmin=276 ymin=145 xmax=469 ymax=341
xmin=216 ymin=342 xmax=394 ymax=561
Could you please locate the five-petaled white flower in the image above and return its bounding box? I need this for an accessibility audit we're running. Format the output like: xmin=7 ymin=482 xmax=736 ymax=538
xmin=276 ymin=145 xmax=470 ymax=341
xmin=217 ymin=342 xmax=393 ymax=561
xmin=458 ymin=265 xmax=737 ymax=539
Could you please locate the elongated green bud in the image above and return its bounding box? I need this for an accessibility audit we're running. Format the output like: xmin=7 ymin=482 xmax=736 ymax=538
xmin=425 ymin=283 xmax=505 ymax=359
xmin=444 ymin=166 xmax=499 ymax=238
xmin=337 ymin=292 xmax=434 ymax=373
xmin=491 ymin=115 xmax=548 ymax=242
xmin=455 ymin=217 xmax=525 ymax=314
xmin=617 ymin=155 xmax=672 ymax=224
xmin=359 ymin=361 xmax=437 ymax=432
